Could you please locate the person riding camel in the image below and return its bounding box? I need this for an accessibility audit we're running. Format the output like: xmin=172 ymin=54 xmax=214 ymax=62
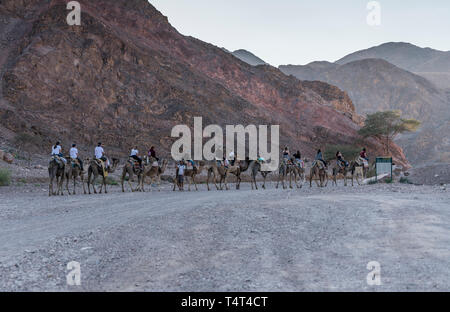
xmin=282 ymin=147 xmax=290 ymax=163
xmin=315 ymin=149 xmax=326 ymax=168
xmin=51 ymin=141 xmax=66 ymax=164
xmin=223 ymin=154 xmax=230 ymax=169
xmin=229 ymin=151 xmax=235 ymax=166
xmin=95 ymin=142 xmax=109 ymax=170
xmin=359 ymin=148 xmax=369 ymax=167
xmin=148 ymin=146 xmax=158 ymax=162
xmin=336 ymin=151 xmax=348 ymax=169
xmin=69 ymin=143 xmax=83 ymax=170
xmin=360 ymin=148 xmax=368 ymax=161
xmin=130 ymin=146 xmax=142 ymax=167
xmin=293 ymin=150 xmax=304 ymax=168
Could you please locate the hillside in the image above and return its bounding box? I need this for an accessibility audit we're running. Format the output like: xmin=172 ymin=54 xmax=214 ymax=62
xmin=280 ymin=59 xmax=450 ymax=165
xmin=0 ymin=0 xmax=407 ymax=166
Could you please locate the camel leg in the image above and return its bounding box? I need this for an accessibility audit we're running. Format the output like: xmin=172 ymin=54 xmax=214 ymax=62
xmin=66 ymin=174 xmax=71 ymax=195
xmin=104 ymin=176 xmax=108 ymax=194
xmin=59 ymin=176 xmax=64 ymax=195
xmin=223 ymin=173 xmax=229 ymax=190
xmin=49 ymin=176 xmax=53 ymax=196
xmin=253 ymin=173 xmax=258 ymax=190
xmin=81 ymin=173 xmax=86 ymax=194
xmin=206 ymin=171 xmax=211 ymax=191
xmin=193 ymin=176 xmax=198 ymax=191
xmin=262 ymin=173 xmax=267 ymax=189
xmin=73 ymin=176 xmax=76 ymax=195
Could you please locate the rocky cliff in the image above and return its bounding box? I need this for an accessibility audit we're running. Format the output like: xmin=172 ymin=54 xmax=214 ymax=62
xmin=0 ymin=0 xmax=408 ymax=166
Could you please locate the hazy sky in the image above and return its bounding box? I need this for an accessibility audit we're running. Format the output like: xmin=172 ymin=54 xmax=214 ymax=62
xmin=149 ymin=0 xmax=450 ymax=66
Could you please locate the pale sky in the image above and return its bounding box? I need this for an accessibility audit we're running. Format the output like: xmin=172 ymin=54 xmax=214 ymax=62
xmin=149 ymin=0 xmax=450 ymax=66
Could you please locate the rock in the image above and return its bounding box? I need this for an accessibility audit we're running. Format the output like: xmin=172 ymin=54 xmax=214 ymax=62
xmin=3 ymin=152 xmax=14 ymax=164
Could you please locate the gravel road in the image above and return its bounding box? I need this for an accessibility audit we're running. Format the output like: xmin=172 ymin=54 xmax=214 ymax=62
xmin=0 ymin=181 xmax=449 ymax=291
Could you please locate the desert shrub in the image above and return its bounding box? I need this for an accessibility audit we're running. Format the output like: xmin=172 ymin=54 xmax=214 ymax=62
xmin=324 ymin=144 xmax=360 ymax=161
xmin=368 ymin=180 xmax=378 ymax=185
xmin=384 ymin=178 xmax=394 ymax=183
xmin=399 ymin=177 xmax=412 ymax=184
xmin=0 ymin=168 xmax=11 ymax=186
xmin=366 ymin=167 xmax=376 ymax=178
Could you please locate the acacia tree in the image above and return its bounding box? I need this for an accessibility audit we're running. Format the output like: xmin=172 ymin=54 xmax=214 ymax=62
xmin=14 ymin=132 xmax=41 ymax=166
xmin=358 ymin=110 xmax=420 ymax=155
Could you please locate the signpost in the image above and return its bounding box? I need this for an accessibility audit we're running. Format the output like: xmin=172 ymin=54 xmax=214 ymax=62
xmin=375 ymin=157 xmax=392 ymax=181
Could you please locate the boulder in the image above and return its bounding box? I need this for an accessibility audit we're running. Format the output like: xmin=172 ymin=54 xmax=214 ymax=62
xmin=3 ymin=152 xmax=14 ymax=164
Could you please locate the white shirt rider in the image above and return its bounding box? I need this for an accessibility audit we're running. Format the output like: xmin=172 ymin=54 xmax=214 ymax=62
xmin=70 ymin=147 xmax=78 ymax=159
xmin=52 ymin=145 xmax=62 ymax=156
xmin=95 ymin=146 xmax=104 ymax=159
xmin=130 ymin=148 xmax=138 ymax=156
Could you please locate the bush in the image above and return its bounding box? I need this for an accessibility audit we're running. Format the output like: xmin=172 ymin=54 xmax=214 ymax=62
xmin=384 ymin=178 xmax=394 ymax=183
xmin=368 ymin=180 xmax=377 ymax=185
xmin=94 ymin=176 xmax=118 ymax=185
xmin=0 ymin=168 xmax=11 ymax=186
xmin=399 ymin=177 xmax=412 ymax=184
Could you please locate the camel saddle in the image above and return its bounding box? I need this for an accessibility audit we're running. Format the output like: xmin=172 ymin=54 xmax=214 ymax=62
xmin=356 ymin=156 xmax=369 ymax=168
xmin=312 ymin=160 xmax=325 ymax=170
xmin=95 ymin=158 xmax=108 ymax=177
xmin=70 ymin=158 xmax=81 ymax=168
xmin=51 ymin=155 xmax=64 ymax=168
xmin=295 ymin=159 xmax=304 ymax=168
xmin=128 ymin=157 xmax=142 ymax=172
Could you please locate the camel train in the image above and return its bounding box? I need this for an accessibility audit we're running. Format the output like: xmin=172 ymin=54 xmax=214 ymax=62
xmin=48 ymin=151 xmax=371 ymax=196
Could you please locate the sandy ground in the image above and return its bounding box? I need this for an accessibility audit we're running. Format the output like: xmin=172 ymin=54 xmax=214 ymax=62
xmin=0 ymin=178 xmax=449 ymax=291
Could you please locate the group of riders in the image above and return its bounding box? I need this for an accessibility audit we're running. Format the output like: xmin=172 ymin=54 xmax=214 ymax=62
xmin=50 ymin=140 xmax=369 ymax=181
xmin=50 ymin=141 xmax=159 ymax=173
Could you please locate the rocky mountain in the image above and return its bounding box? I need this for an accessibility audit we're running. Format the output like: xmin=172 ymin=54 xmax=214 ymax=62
xmin=0 ymin=0 xmax=407 ymax=166
xmin=336 ymin=42 xmax=450 ymax=90
xmin=336 ymin=42 xmax=450 ymax=73
xmin=231 ymin=49 xmax=267 ymax=66
xmin=280 ymin=58 xmax=450 ymax=165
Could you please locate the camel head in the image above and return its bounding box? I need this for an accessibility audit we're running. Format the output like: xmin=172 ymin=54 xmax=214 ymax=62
xmin=109 ymin=157 xmax=120 ymax=172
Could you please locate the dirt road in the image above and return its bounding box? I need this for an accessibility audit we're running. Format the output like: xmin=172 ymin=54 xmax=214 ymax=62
xmin=0 ymin=182 xmax=449 ymax=291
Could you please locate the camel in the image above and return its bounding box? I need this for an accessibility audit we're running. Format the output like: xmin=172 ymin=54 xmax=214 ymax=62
xmin=355 ymin=156 xmax=371 ymax=178
xmin=48 ymin=157 xmax=65 ymax=196
xmin=65 ymin=158 xmax=86 ymax=195
xmin=275 ymin=159 xmax=290 ymax=189
xmin=331 ymin=160 xmax=356 ymax=186
xmin=222 ymin=158 xmax=253 ymax=190
xmin=247 ymin=160 xmax=270 ymax=190
xmin=288 ymin=159 xmax=306 ymax=189
xmin=139 ymin=158 xmax=168 ymax=191
xmin=309 ymin=160 xmax=328 ymax=187
xmin=173 ymin=161 xmax=206 ymax=191
xmin=87 ymin=158 xmax=120 ymax=194
xmin=203 ymin=160 xmax=229 ymax=191
xmin=121 ymin=157 xmax=144 ymax=192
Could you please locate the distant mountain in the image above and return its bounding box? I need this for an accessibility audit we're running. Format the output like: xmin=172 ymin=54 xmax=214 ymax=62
xmin=279 ymin=58 xmax=450 ymax=165
xmin=336 ymin=42 xmax=450 ymax=90
xmin=231 ymin=49 xmax=267 ymax=66
xmin=336 ymin=42 xmax=450 ymax=72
